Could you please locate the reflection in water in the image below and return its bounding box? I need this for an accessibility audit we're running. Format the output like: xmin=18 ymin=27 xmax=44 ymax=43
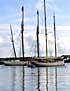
xmin=11 ymin=66 xmax=16 ymax=91
xmin=0 ymin=64 xmax=70 ymax=91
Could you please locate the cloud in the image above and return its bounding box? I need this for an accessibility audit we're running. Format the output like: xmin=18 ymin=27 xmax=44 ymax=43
xmin=0 ymin=23 xmax=70 ymax=57
xmin=35 ymin=0 xmax=61 ymax=14
xmin=0 ymin=37 xmax=4 ymax=44
xmin=0 ymin=0 xmax=70 ymax=57
xmin=35 ymin=0 xmax=44 ymax=11
xmin=58 ymin=36 xmax=70 ymax=51
xmin=2 ymin=23 xmax=70 ymax=32
xmin=56 ymin=26 xmax=70 ymax=31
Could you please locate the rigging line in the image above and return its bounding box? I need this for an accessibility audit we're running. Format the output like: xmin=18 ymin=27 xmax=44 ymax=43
xmin=8 ymin=34 xmax=21 ymax=57
xmin=19 ymin=32 xmax=22 ymax=57
xmin=14 ymin=32 xmax=21 ymax=43
xmin=33 ymin=41 xmax=37 ymax=57
xmin=8 ymin=48 xmax=14 ymax=57
xmin=13 ymin=31 xmax=22 ymax=56
xmin=18 ymin=0 xmax=24 ymax=6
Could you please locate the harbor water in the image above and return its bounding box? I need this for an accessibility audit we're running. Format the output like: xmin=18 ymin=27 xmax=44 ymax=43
xmin=0 ymin=63 xmax=70 ymax=91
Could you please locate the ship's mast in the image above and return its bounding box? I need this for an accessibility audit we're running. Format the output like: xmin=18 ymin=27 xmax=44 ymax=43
xmin=37 ymin=10 xmax=39 ymax=57
xmin=10 ymin=24 xmax=16 ymax=57
xmin=10 ymin=24 xmax=16 ymax=91
xmin=21 ymin=6 xmax=24 ymax=91
xmin=44 ymin=1 xmax=48 ymax=91
xmin=37 ymin=10 xmax=40 ymax=91
xmin=44 ymin=0 xmax=48 ymax=61
xmin=21 ymin=6 xmax=24 ymax=60
xmin=53 ymin=13 xmax=57 ymax=91
xmin=53 ymin=13 xmax=57 ymax=57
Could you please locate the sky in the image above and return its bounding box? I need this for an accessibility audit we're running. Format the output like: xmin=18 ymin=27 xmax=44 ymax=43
xmin=0 ymin=0 xmax=70 ymax=57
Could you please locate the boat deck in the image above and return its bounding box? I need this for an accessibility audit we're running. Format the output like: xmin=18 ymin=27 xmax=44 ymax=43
xmin=0 ymin=60 xmax=64 ymax=67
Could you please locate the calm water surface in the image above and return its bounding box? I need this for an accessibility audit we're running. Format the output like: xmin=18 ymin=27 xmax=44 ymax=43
xmin=0 ymin=63 xmax=70 ymax=91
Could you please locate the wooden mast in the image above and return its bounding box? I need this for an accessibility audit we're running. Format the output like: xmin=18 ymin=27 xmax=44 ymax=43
xmin=44 ymin=0 xmax=48 ymax=91
xmin=37 ymin=10 xmax=39 ymax=58
xmin=10 ymin=24 xmax=16 ymax=57
xmin=21 ymin=6 xmax=24 ymax=60
xmin=44 ymin=0 xmax=48 ymax=62
xmin=10 ymin=24 xmax=16 ymax=91
xmin=53 ymin=12 xmax=57 ymax=91
xmin=21 ymin=6 xmax=24 ymax=91
xmin=53 ymin=13 xmax=57 ymax=57
xmin=37 ymin=10 xmax=40 ymax=91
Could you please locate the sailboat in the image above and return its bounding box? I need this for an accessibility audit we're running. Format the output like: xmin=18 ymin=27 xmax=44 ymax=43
xmin=0 ymin=5 xmax=64 ymax=67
